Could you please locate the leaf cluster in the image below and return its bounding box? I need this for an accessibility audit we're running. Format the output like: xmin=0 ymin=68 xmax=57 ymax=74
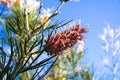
xmin=0 ymin=1 xmax=71 ymax=80
xmin=45 ymin=48 xmax=94 ymax=80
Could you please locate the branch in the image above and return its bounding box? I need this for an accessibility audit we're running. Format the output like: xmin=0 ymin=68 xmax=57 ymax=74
xmin=21 ymin=55 xmax=56 ymax=73
xmin=39 ymin=56 xmax=58 ymax=79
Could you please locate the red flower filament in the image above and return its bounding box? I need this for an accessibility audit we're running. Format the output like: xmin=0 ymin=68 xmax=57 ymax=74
xmin=44 ymin=24 xmax=88 ymax=55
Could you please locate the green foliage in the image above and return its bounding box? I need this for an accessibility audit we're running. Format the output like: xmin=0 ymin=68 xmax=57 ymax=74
xmin=0 ymin=1 xmax=70 ymax=80
xmin=0 ymin=0 xmax=89 ymax=80
xmin=45 ymin=48 xmax=94 ymax=80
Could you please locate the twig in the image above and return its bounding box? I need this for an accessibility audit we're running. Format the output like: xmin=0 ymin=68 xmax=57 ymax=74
xmin=0 ymin=7 xmax=5 ymax=16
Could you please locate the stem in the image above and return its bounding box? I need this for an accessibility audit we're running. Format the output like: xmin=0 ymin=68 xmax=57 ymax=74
xmin=39 ymin=56 xmax=58 ymax=79
xmin=31 ymin=2 xmax=64 ymax=35
xmin=25 ymin=10 xmax=29 ymax=31
xmin=32 ymin=66 xmax=45 ymax=79
xmin=29 ymin=50 xmax=44 ymax=66
xmin=36 ymin=0 xmax=43 ymax=19
xmin=64 ymin=55 xmax=73 ymax=70
xmin=25 ymin=6 xmax=30 ymax=39
xmin=21 ymin=55 xmax=31 ymax=69
xmin=0 ymin=7 xmax=5 ymax=16
xmin=54 ymin=1 xmax=64 ymax=14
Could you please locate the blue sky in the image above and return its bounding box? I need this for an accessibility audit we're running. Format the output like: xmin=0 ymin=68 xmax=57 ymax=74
xmin=43 ymin=0 xmax=120 ymax=67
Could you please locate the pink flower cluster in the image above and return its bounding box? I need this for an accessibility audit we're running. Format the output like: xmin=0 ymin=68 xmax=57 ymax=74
xmin=44 ymin=24 xmax=88 ymax=55
xmin=0 ymin=0 xmax=20 ymax=8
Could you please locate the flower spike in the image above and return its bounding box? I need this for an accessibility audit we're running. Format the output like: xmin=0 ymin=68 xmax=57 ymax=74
xmin=44 ymin=23 xmax=88 ymax=55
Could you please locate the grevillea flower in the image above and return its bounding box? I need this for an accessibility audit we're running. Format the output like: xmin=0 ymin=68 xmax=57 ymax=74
xmin=8 ymin=0 xmax=17 ymax=3
xmin=40 ymin=8 xmax=53 ymax=25
xmin=0 ymin=0 xmax=9 ymax=8
xmin=44 ymin=23 xmax=88 ymax=55
xmin=0 ymin=0 xmax=21 ymax=8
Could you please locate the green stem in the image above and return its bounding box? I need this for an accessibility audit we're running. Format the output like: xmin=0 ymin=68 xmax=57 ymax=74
xmin=54 ymin=1 xmax=64 ymax=14
xmin=25 ymin=7 xmax=30 ymax=39
xmin=31 ymin=2 xmax=64 ymax=36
